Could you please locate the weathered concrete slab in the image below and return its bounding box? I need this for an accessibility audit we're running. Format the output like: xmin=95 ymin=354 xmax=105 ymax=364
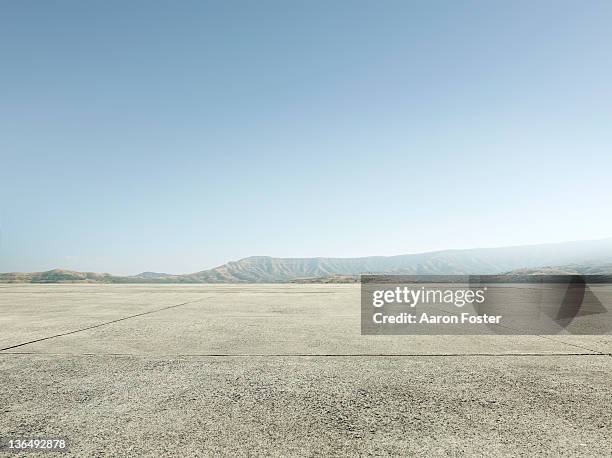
xmin=0 ymin=284 xmax=208 ymax=349
xmin=0 ymin=284 xmax=610 ymax=456
xmin=1 ymin=284 xmax=607 ymax=355
xmin=0 ymin=354 xmax=610 ymax=456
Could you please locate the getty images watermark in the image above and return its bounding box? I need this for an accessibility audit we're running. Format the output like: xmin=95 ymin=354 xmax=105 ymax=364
xmin=361 ymin=275 xmax=612 ymax=335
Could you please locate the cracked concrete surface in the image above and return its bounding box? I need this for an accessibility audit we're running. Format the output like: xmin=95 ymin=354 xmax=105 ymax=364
xmin=0 ymin=284 xmax=610 ymax=456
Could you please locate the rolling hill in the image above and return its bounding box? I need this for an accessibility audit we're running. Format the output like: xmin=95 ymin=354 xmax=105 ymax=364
xmin=2 ymin=238 xmax=612 ymax=283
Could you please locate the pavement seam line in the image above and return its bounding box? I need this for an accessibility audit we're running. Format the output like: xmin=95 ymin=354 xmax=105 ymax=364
xmin=0 ymin=352 xmax=610 ymax=357
xmin=0 ymin=296 xmax=209 ymax=352
xmin=420 ymin=304 xmax=607 ymax=355
xmin=533 ymin=334 xmax=607 ymax=355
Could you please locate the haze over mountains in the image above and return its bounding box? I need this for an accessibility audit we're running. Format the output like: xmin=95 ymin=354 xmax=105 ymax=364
xmin=2 ymin=238 xmax=612 ymax=283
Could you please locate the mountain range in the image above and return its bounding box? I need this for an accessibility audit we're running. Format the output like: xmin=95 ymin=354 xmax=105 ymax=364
xmin=2 ymin=238 xmax=612 ymax=283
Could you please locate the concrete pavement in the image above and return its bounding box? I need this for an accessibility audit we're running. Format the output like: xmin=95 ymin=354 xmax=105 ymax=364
xmin=0 ymin=284 xmax=610 ymax=456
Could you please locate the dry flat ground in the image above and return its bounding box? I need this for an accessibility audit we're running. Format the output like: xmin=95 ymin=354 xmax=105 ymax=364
xmin=0 ymin=284 xmax=610 ymax=457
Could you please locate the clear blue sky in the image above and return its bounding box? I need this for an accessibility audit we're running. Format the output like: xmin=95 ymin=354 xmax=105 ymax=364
xmin=1 ymin=1 xmax=611 ymax=275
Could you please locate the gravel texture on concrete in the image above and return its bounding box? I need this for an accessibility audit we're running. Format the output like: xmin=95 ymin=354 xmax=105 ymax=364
xmin=0 ymin=284 xmax=610 ymax=456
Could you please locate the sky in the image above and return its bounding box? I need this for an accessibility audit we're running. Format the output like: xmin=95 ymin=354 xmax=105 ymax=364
xmin=1 ymin=0 xmax=611 ymax=275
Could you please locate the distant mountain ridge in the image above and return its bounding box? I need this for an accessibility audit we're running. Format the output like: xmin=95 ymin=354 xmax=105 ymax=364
xmin=2 ymin=238 xmax=612 ymax=283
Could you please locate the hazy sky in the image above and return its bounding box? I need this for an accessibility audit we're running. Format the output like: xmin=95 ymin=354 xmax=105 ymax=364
xmin=1 ymin=1 xmax=611 ymax=275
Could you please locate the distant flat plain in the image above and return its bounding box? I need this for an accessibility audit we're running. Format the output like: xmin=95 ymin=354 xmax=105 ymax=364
xmin=1 ymin=284 xmax=610 ymax=456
